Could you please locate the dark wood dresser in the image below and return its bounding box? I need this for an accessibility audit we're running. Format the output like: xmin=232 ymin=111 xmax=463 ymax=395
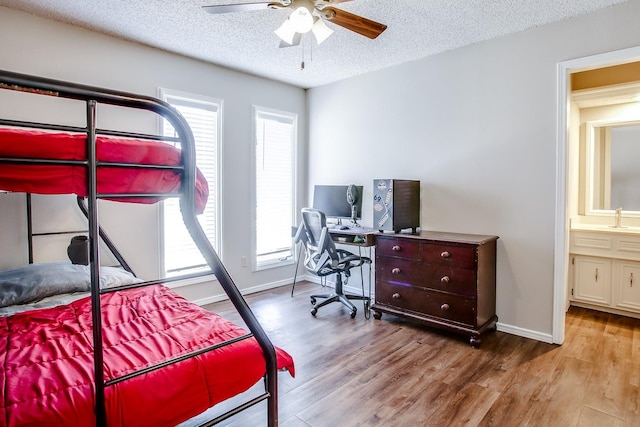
xmin=372 ymin=231 xmax=499 ymax=347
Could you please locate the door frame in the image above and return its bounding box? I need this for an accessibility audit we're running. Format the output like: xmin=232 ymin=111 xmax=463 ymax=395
xmin=554 ymin=45 xmax=640 ymax=344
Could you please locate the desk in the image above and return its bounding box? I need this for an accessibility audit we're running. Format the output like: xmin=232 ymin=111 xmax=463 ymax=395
xmin=327 ymin=226 xmax=377 ymax=317
xmin=328 ymin=226 xmax=378 ymax=247
xmin=291 ymin=225 xmax=377 ymax=312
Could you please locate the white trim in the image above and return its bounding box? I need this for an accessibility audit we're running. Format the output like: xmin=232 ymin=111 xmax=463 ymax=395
xmin=165 ymin=273 xmax=218 ymax=290
xmin=555 ymin=45 xmax=640 ymax=345
xmin=584 ymin=119 xmax=640 ymax=217
xmin=156 ymin=87 xmax=223 ymax=277
xmin=251 ymin=105 xmax=298 ymax=272
xmin=304 ymin=273 xmax=553 ymax=342
xmin=299 ymin=273 xmax=374 ymax=299
xmin=496 ymin=322 xmax=553 ymax=344
xmin=190 ymin=277 xmax=293 ymax=306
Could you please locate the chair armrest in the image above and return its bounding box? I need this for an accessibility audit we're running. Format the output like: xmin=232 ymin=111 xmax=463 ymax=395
xmin=310 ymin=251 xmax=331 ymax=274
xmin=293 ymin=222 xmax=307 ymax=244
xmin=336 ymin=249 xmax=371 ymax=267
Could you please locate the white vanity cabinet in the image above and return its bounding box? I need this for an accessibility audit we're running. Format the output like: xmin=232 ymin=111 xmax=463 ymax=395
xmin=570 ymin=229 xmax=640 ymax=317
xmin=615 ymin=260 xmax=640 ymax=312
xmin=572 ymin=255 xmax=612 ymax=306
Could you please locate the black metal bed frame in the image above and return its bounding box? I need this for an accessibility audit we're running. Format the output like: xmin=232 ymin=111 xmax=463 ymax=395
xmin=0 ymin=70 xmax=279 ymax=426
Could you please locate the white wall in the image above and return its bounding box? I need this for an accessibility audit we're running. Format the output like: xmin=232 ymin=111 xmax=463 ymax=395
xmin=3 ymin=2 xmax=640 ymax=339
xmin=0 ymin=7 xmax=307 ymax=302
xmin=307 ymin=1 xmax=640 ymax=339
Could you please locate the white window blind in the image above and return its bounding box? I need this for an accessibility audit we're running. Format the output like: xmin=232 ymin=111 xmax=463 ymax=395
xmin=254 ymin=107 xmax=296 ymax=268
xmin=160 ymin=89 xmax=220 ymax=276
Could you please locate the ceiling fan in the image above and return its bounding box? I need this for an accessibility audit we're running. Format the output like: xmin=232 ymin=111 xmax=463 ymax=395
xmin=203 ymin=0 xmax=387 ymax=46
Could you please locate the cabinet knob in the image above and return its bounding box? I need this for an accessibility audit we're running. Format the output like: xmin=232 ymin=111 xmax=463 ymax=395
xmin=391 ymin=268 xmax=401 ymax=275
xmin=440 ymin=276 xmax=450 ymax=284
xmin=392 ymin=245 xmax=401 ymax=252
xmin=440 ymin=251 xmax=451 ymax=259
xmin=392 ymin=293 xmax=401 ymax=300
xmin=441 ymin=303 xmax=450 ymax=311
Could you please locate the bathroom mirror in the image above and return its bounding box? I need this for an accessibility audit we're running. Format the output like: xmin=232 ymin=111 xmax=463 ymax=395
xmin=587 ymin=120 xmax=640 ymax=212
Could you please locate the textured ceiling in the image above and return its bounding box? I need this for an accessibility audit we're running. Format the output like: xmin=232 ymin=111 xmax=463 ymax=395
xmin=0 ymin=0 xmax=630 ymax=89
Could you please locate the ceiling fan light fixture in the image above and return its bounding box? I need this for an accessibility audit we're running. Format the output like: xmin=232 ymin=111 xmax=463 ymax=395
xmin=311 ymin=18 xmax=333 ymax=45
xmin=275 ymin=18 xmax=297 ymax=45
xmin=289 ymin=6 xmax=314 ymax=33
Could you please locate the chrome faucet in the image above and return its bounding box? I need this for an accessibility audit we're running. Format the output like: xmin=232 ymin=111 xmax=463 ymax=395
xmin=615 ymin=207 xmax=623 ymax=228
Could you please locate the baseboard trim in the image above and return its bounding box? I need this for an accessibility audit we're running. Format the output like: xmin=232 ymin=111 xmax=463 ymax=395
xmin=192 ymin=277 xmax=292 ymax=306
xmin=196 ymin=276 xmax=555 ymax=344
xmin=306 ymin=275 xmax=554 ymax=344
xmin=300 ymin=275 xmax=373 ymax=297
xmin=496 ymin=322 xmax=554 ymax=344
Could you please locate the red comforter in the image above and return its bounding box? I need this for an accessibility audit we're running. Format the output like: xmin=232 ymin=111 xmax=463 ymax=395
xmin=0 ymin=128 xmax=208 ymax=213
xmin=0 ymin=285 xmax=294 ymax=427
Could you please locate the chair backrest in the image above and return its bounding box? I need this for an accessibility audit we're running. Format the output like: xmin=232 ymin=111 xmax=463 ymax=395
xmin=300 ymin=208 xmax=325 ymax=252
xmin=297 ymin=208 xmax=339 ymax=273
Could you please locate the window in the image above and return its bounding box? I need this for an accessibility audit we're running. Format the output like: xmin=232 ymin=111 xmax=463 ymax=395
xmin=159 ymin=89 xmax=221 ymax=277
xmin=253 ymin=106 xmax=297 ymax=269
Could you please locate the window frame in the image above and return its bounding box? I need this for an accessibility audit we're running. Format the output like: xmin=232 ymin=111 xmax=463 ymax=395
xmin=157 ymin=88 xmax=223 ymax=283
xmin=251 ymin=105 xmax=298 ymax=271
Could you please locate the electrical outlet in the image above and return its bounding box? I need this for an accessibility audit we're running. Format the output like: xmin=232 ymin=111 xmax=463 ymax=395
xmin=241 ymin=256 xmax=248 ymax=268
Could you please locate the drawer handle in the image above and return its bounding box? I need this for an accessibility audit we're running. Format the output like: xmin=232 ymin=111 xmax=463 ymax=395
xmin=392 ymin=293 xmax=401 ymax=300
xmin=391 ymin=268 xmax=401 ymax=275
xmin=441 ymin=303 xmax=450 ymax=311
xmin=392 ymin=245 xmax=401 ymax=252
xmin=440 ymin=276 xmax=450 ymax=284
xmin=440 ymin=251 xmax=451 ymax=259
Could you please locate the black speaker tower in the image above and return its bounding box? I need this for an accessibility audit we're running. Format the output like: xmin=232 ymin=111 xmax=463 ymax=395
xmin=372 ymin=179 xmax=420 ymax=233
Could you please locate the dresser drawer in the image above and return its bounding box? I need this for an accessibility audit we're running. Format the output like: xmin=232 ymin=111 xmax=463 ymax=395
xmin=376 ymin=237 xmax=421 ymax=260
xmin=376 ymin=258 xmax=477 ymax=296
xmin=422 ymin=243 xmax=477 ymax=269
xmin=376 ymin=282 xmax=477 ymax=326
xmin=373 ymin=231 xmax=498 ymax=347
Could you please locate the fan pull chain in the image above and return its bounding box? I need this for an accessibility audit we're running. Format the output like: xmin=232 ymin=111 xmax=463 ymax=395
xmin=300 ymin=35 xmax=314 ymax=71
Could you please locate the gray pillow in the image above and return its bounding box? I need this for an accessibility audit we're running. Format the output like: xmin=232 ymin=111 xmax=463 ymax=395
xmin=0 ymin=262 xmax=141 ymax=308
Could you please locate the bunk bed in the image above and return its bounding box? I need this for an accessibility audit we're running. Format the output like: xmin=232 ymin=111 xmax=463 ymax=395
xmin=0 ymin=70 xmax=294 ymax=427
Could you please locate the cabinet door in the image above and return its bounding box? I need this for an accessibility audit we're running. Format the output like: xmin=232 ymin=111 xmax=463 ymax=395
xmin=614 ymin=260 xmax=640 ymax=312
xmin=572 ymin=256 xmax=612 ymax=306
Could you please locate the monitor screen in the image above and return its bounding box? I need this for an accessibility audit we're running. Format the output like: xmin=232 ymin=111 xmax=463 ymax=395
xmin=312 ymin=185 xmax=363 ymax=220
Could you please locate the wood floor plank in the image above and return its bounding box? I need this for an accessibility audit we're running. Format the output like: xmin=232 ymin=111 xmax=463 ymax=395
xmin=577 ymin=406 xmax=624 ymax=427
xmin=477 ymin=369 xmax=548 ymax=426
xmin=583 ymin=334 xmax=633 ymax=418
xmin=199 ymin=283 xmax=640 ymax=427
xmin=520 ymin=355 xmax=593 ymax=427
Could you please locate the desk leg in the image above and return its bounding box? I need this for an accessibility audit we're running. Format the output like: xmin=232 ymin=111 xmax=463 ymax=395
xmin=291 ymin=244 xmax=303 ymax=297
xmin=357 ymin=246 xmax=373 ymax=319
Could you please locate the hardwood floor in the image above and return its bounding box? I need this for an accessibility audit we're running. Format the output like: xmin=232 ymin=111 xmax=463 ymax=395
xmin=198 ymin=281 xmax=640 ymax=426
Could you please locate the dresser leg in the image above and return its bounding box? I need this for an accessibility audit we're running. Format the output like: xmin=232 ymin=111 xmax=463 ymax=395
xmin=469 ymin=336 xmax=481 ymax=348
xmin=373 ymin=310 xmax=382 ymax=320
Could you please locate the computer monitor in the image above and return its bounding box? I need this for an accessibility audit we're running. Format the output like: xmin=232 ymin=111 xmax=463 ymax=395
xmin=312 ymin=185 xmax=363 ymax=222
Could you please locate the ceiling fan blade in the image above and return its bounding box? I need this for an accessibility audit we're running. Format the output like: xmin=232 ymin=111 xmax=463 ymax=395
xmin=279 ymin=33 xmax=302 ymax=48
xmin=203 ymin=1 xmax=287 ymax=14
xmin=321 ymin=7 xmax=387 ymax=39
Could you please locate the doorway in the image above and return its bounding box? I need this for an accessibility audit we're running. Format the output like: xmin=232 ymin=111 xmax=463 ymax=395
xmin=554 ymin=46 xmax=640 ymax=344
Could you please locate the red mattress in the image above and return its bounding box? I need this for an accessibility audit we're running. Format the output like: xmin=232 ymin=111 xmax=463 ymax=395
xmin=0 ymin=285 xmax=294 ymax=427
xmin=0 ymin=128 xmax=208 ymax=213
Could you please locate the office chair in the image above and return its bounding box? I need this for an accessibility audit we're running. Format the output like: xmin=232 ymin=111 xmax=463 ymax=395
xmin=294 ymin=208 xmax=370 ymax=318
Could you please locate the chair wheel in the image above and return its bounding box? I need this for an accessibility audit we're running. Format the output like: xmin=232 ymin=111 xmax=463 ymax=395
xmin=310 ymin=297 xmax=316 ymax=305
xmin=350 ymin=309 xmax=357 ymax=319
xmin=311 ymin=308 xmax=317 ymax=316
